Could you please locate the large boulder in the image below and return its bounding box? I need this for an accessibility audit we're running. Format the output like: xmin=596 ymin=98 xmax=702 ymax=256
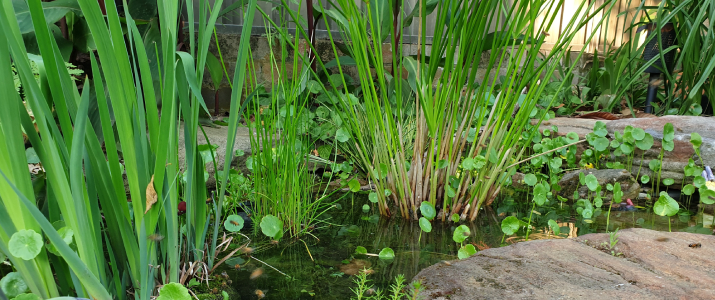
xmin=606 ymin=116 xmax=715 ymax=186
xmin=558 ymin=169 xmax=640 ymax=201
xmin=413 ymin=228 xmax=715 ymax=300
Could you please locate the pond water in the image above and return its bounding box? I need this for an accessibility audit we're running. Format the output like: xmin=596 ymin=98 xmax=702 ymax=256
xmin=223 ymin=192 xmax=713 ymax=299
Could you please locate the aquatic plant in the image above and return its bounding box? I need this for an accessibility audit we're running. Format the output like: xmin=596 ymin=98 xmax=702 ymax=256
xmin=0 ymin=0 xmax=258 ymax=297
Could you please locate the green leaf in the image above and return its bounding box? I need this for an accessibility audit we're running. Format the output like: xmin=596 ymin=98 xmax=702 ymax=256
xmin=378 ymin=248 xmax=395 ymax=260
xmin=451 ymin=213 xmax=460 ymax=223
xmin=445 ymin=185 xmax=457 ymax=198
xmin=690 ymin=133 xmax=702 ymax=149
xmin=206 ymin=52 xmax=224 ymax=88
xmin=565 ymin=132 xmax=579 ymax=143
xmin=437 ymin=159 xmax=448 ymax=169
xmin=585 ymin=174 xmax=598 ymax=191
xmin=224 ymin=215 xmax=245 ymax=232
xmin=13 ymin=0 xmax=82 ymax=34
xmin=420 ymin=201 xmax=436 ymax=220
xmin=641 ymin=175 xmax=650 ymax=184
xmin=368 ymin=192 xmax=379 ymax=203
xmin=635 ymin=133 xmax=654 ymax=150
xmin=45 ymin=227 xmax=74 ymax=256
xmin=653 ymin=191 xmax=679 ymax=217
xmin=9 ymin=229 xmax=42 ymax=260
xmin=419 ymin=217 xmax=432 ymax=233
xmin=457 ymin=244 xmax=477 ymax=259
xmin=524 ymin=174 xmax=537 ymax=186
xmin=336 ymin=127 xmax=350 ymax=142
xmin=612 ymin=182 xmax=623 ymax=204
xmin=700 ymin=188 xmax=715 ymax=204
xmin=662 ymin=178 xmax=675 ymax=186
xmin=25 ymin=148 xmax=40 ymax=164
xmin=14 ymin=293 xmax=42 ymax=300
xmin=453 ymin=225 xmax=471 ymax=243
xmin=307 ymin=80 xmax=321 ymax=94
xmin=593 ymin=121 xmax=608 ymax=137
xmin=682 ymin=184 xmax=695 ymax=196
xmin=348 ymin=178 xmax=361 ymax=192
xmin=549 ymin=157 xmax=562 ymax=170
xmin=619 ymin=142 xmax=634 ymax=155
xmin=663 ymin=123 xmax=674 ymax=141
xmin=260 ymin=215 xmax=283 ymax=239
xmin=362 ymin=204 xmax=370 ymax=213
xmin=662 ymin=139 xmax=674 ymax=152
xmin=157 ymin=282 xmax=191 ymax=300
xmin=462 ymin=157 xmax=475 ymax=170
xmin=631 ymin=127 xmax=645 ymax=140
xmin=355 ymin=246 xmax=368 ymax=255
xmin=197 ymin=144 xmax=219 ymax=165
xmin=592 ymin=137 xmax=609 ymax=152
xmin=548 ymin=219 xmax=561 ymax=235
xmin=0 ymin=272 xmax=29 ymax=298
xmin=649 ymin=160 xmax=661 ymax=172
xmin=534 ymin=183 xmax=547 ymax=206
xmin=501 ymin=216 xmax=520 ymax=235
xmin=693 ymin=176 xmax=706 ymax=188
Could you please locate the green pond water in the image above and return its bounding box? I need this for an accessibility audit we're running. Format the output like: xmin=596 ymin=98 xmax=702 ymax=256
xmin=223 ymin=193 xmax=712 ymax=299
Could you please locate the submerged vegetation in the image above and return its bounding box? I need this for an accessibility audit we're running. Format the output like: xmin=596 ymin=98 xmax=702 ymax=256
xmin=1 ymin=0 xmax=714 ymax=298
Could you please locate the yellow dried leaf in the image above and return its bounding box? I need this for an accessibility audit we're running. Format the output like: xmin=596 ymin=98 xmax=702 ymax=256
xmin=145 ymin=175 xmax=157 ymax=213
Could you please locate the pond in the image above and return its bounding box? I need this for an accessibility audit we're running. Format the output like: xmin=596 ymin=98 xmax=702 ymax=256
xmin=222 ymin=192 xmax=712 ymax=299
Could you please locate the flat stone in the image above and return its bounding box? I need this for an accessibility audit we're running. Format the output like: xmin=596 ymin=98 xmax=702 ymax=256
xmin=558 ymin=169 xmax=640 ymax=201
xmin=606 ymin=116 xmax=715 ymax=186
xmin=534 ymin=118 xmax=605 ymax=139
xmin=413 ymin=228 xmax=715 ymax=300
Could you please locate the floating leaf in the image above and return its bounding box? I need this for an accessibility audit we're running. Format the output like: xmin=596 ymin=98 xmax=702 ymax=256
xmin=260 ymin=215 xmax=283 ymax=240
xmin=362 ymin=204 xmax=370 ymax=213
xmin=145 ymin=175 xmax=157 ymax=213
xmin=548 ymin=219 xmax=561 ymax=235
xmin=501 ymin=216 xmax=520 ymax=235
xmin=9 ymin=229 xmax=42 ymax=260
xmin=635 ymin=133 xmax=654 ymax=150
xmin=378 ymin=248 xmax=395 ymax=260
xmin=585 ymin=174 xmax=598 ymax=191
xmin=453 ymin=225 xmax=471 ymax=243
xmin=420 ymin=201 xmax=436 ymax=220
xmin=355 ymin=246 xmax=367 ymax=255
xmin=653 ymin=191 xmax=679 ymax=217
xmin=368 ymin=192 xmax=379 ymax=203
xmin=419 ymin=217 xmax=432 ymax=233
xmin=457 ymin=244 xmax=477 ymax=259
xmin=451 ymin=213 xmax=460 ymax=223
xmin=224 ymin=215 xmax=245 ymax=232
xmin=157 ymin=282 xmax=191 ymax=300
xmin=0 ymin=272 xmax=29 ymax=298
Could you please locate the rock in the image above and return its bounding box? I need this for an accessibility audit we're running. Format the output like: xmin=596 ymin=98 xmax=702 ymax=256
xmin=178 ymin=123 xmax=254 ymax=189
xmin=413 ymin=228 xmax=715 ymax=300
xmin=511 ymin=172 xmax=528 ymax=190
xmin=534 ymin=118 xmax=605 ymax=139
xmin=606 ymin=116 xmax=715 ymax=186
xmin=558 ymin=169 xmax=640 ymax=201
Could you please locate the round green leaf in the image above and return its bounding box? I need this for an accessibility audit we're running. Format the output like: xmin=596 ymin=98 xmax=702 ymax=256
xmin=593 ymin=121 xmax=608 ymax=137
xmin=641 ymin=175 xmax=650 ymax=184
xmin=700 ymin=188 xmax=715 ymax=205
xmin=462 ymin=157 xmax=475 ymax=170
xmin=501 ymin=216 xmax=520 ymax=235
xmin=662 ymin=178 xmax=675 ymax=186
xmin=14 ymin=293 xmax=42 ymax=300
xmin=420 ymin=201 xmax=436 ymax=220
xmin=649 ymin=159 xmax=661 ymax=172
xmin=653 ymin=191 xmax=679 ymax=217
xmin=548 ymin=219 xmax=561 ymax=235
xmin=260 ymin=215 xmax=283 ymax=239
xmin=451 ymin=213 xmax=460 ymax=223
xmin=348 ymin=178 xmax=361 ymax=192
xmin=336 ymin=127 xmax=350 ymax=142
xmin=662 ymin=139 xmax=674 ymax=152
xmin=592 ymin=137 xmax=609 ymax=152
xmin=534 ymin=183 xmax=547 ymax=206
xmin=378 ymin=248 xmax=395 ymax=260
xmin=457 ymin=244 xmax=477 ymax=259
xmin=524 ymin=174 xmax=537 ymax=186
xmin=693 ymin=176 xmax=706 ymax=188
xmin=691 ymin=133 xmax=702 ymax=148
xmin=585 ymin=174 xmax=598 ymax=191
xmin=582 ymin=208 xmax=593 ymax=219
xmin=224 ymin=215 xmax=245 ymax=232
xmin=157 ymin=282 xmax=191 ymax=300
xmin=632 ymin=127 xmax=645 ymax=140
xmin=0 ymin=272 xmax=29 ymax=298
xmin=619 ymin=142 xmax=634 ymax=155
xmin=368 ymin=192 xmax=379 ymax=203
xmin=635 ymin=133 xmax=654 ymax=150
xmin=565 ymin=132 xmax=579 ymax=143
xmin=355 ymin=246 xmax=367 ymax=255
xmin=453 ymin=225 xmax=471 ymax=243
xmin=663 ymin=123 xmax=674 ymax=141
xmin=682 ymin=184 xmax=695 ymax=196
xmin=45 ymin=227 xmax=74 ymax=256
xmin=362 ymin=204 xmax=370 ymax=213
xmin=9 ymin=229 xmax=42 ymax=260
xmin=419 ymin=217 xmax=432 ymax=233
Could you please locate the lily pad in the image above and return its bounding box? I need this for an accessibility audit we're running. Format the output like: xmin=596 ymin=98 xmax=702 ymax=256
xmin=453 ymin=225 xmax=471 ymax=243
xmin=362 ymin=204 xmax=370 ymax=213
xmin=224 ymin=215 xmax=245 ymax=232
xmin=348 ymin=178 xmax=361 ymax=192
xmin=501 ymin=216 xmax=520 ymax=235
xmin=9 ymin=229 xmax=42 ymax=260
xmin=378 ymin=247 xmax=395 ymax=260
xmin=419 ymin=217 xmax=432 ymax=233
xmin=260 ymin=215 xmax=283 ymax=240
xmin=368 ymin=192 xmax=379 ymax=203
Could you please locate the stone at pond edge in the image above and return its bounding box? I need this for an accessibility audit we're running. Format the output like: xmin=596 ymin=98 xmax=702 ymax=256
xmin=413 ymin=228 xmax=715 ymax=300
xmin=558 ymin=169 xmax=639 ymax=202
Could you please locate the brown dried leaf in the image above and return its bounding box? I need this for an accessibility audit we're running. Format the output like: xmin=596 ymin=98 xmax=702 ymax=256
xmin=575 ymin=112 xmax=619 ymax=120
xmin=145 ymin=175 xmax=157 ymax=213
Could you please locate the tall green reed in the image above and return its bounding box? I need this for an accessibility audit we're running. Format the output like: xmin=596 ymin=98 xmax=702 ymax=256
xmin=0 ymin=0 xmax=257 ymax=298
xmin=314 ymin=0 xmax=617 ymax=221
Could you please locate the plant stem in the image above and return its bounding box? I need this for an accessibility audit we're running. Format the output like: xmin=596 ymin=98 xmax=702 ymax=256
xmin=525 ymin=201 xmax=536 ymax=241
